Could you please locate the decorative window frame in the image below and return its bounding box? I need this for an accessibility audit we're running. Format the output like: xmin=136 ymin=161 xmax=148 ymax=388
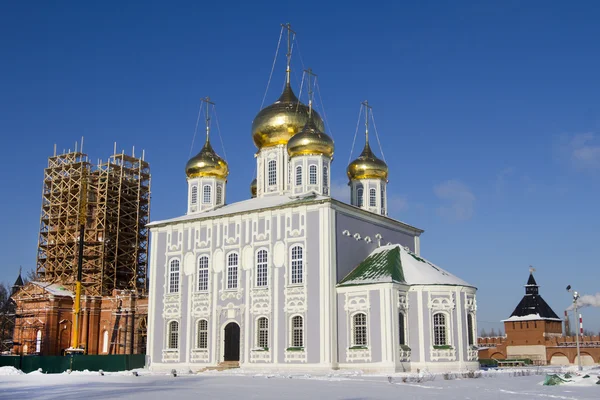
xmin=268 ymin=159 xmax=277 ymax=187
xmin=196 ymin=318 xmax=209 ymax=349
xmin=322 ymin=165 xmax=329 ymax=195
xmin=432 ymin=311 xmax=451 ymax=347
xmin=369 ymin=188 xmax=377 ymax=207
xmin=308 ymin=164 xmax=318 ymax=185
xmin=197 ymin=254 xmax=210 ymax=292
xmin=225 ymin=251 xmax=239 ymax=290
xmin=191 ymin=185 xmax=198 ymax=205
xmin=289 ymin=244 xmax=304 ymax=286
xmin=255 ymin=316 xmax=269 ymax=349
xmin=288 ymin=314 xmax=305 ymax=349
xmin=167 ymin=258 xmax=181 ymax=294
xmin=351 ymin=312 xmax=368 ymax=348
xmin=166 ymin=319 xmax=180 ymax=350
xmin=203 ymin=184 xmax=212 ymax=204
xmin=295 ymin=165 xmax=302 ymax=186
xmin=216 ymin=185 xmax=223 ymax=205
xmin=357 ymin=186 xmax=364 ymax=207
xmin=255 ymin=248 xmax=269 ymax=288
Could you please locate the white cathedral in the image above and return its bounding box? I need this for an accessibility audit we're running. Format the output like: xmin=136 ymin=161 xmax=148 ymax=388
xmin=146 ymin=32 xmax=478 ymax=373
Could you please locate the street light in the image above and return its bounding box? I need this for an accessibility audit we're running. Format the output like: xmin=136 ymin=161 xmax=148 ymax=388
xmin=566 ymin=285 xmax=582 ymax=371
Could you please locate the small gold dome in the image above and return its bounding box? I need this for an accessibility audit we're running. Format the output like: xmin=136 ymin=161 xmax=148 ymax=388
xmin=287 ymin=117 xmax=334 ymax=158
xmin=185 ymin=139 xmax=229 ymax=179
xmin=252 ymin=83 xmax=325 ymax=149
xmin=347 ymin=141 xmax=388 ymax=181
xmin=250 ymin=178 xmax=257 ymax=198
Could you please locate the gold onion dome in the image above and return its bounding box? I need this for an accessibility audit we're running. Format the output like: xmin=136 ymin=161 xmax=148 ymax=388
xmin=347 ymin=141 xmax=388 ymax=181
xmin=250 ymin=178 xmax=257 ymax=197
xmin=185 ymin=139 xmax=229 ymax=179
xmin=252 ymin=83 xmax=325 ymax=149
xmin=287 ymin=116 xmax=334 ymax=158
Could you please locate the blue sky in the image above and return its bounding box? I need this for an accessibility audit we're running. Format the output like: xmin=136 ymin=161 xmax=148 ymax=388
xmin=1 ymin=1 xmax=599 ymax=332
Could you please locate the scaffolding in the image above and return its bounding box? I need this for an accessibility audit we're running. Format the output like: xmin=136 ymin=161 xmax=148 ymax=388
xmin=36 ymin=147 xmax=150 ymax=296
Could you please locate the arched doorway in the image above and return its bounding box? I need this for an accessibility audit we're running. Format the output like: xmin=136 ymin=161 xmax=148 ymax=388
xmin=223 ymin=322 xmax=240 ymax=362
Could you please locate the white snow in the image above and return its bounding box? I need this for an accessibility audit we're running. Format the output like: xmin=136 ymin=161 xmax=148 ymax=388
xmin=30 ymin=281 xmax=74 ymax=297
xmin=1 ymin=367 xmax=598 ymax=400
xmin=503 ymin=313 xmax=562 ymax=322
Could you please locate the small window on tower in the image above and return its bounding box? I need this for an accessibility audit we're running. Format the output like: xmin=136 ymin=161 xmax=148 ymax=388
xmin=309 ymin=165 xmax=317 ymax=185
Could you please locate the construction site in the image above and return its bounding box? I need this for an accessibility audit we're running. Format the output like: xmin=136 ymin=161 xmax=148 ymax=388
xmin=10 ymin=142 xmax=150 ymax=356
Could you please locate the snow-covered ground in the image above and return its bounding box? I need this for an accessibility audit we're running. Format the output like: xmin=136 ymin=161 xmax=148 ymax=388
xmin=1 ymin=366 xmax=598 ymax=400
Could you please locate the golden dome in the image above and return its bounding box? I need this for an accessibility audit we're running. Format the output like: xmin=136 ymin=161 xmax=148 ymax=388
xmin=250 ymin=178 xmax=257 ymax=198
xmin=287 ymin=117 xmax=334 ymax=158
xmin=252 ymin=83 xmax=325 ymax=149
xmin=185 ymin=139 xmax=229 ymax=179
xmin=347 ymin=141 xmax=388 ymax=181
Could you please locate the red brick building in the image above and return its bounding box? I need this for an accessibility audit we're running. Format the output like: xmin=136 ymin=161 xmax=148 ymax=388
xmin=478 ymin=272 xmax=600 ymax=365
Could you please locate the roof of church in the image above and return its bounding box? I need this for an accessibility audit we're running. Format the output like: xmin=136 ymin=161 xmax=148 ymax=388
xmin=503 ymin=273 xmax=561 ymax=322
xmin=30 ymin=281 xmax=74 ymax=297
xmin=338 ymin=244 xmax=474 ymax=288
xmin=13 ymin=272 xmax=24 ymax=288
xmin=147 ymin=193 xmax=423 ymax=233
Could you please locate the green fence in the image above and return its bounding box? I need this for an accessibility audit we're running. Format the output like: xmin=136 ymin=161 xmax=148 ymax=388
xmin=0 ymin=354 xmax=146 ymax=374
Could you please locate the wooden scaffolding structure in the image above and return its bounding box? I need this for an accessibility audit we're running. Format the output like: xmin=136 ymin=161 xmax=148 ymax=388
xmin=36 ymin=148 xmax=150 ymax=296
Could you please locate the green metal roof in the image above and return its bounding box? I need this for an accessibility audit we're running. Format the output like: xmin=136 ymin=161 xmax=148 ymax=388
xmin=338 ymin=246 xmax=405 ymax=287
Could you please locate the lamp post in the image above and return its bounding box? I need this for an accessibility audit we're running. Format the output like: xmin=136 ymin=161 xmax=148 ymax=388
xmin=566 ymin=285 xmax=582 ymax=371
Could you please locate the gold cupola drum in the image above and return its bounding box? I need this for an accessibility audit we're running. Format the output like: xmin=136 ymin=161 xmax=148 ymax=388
xmin=186 ymin=97 xmax=228 ymax=213
xmin=347 ymin=101 xmax=388 ymax=216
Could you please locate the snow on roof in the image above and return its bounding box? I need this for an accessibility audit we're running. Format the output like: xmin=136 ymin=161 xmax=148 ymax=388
xmin=31 ymin=281 xmax=74 ymax=297
xmin=147 ymin=193 xmax=329 ymax=227
xmin=502 ymin=313 xmax=562 ymax=322
xmin=338 ymin=244 xmax=474 ymax=288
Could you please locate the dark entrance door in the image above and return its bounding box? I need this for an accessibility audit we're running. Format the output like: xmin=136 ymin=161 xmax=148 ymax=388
xmin=224 ymin=322 xmax=240 ymax=361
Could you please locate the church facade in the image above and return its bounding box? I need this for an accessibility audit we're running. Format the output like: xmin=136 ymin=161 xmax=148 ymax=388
xmin=146 ymin=38 xmax=478 ymax=373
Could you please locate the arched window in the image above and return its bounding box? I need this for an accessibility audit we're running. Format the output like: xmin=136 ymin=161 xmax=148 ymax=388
xmin=268 ymin=160 xmax=277 ymax=186
xmin=309 ymin=165 xmax=317 ymax=185
xmin=168 ymin=321 xmax=179 ymax=349
xmin=291 ymin=316 xmax=303 ymax=347
xmin=227 ymin=253 xmax=239 ymax=289
xmin=203 ymin=185 xmax=212 ymax=204
xmin=433 ymin=313 xmax=447 ymax=346
xmin=290 ymin=245 xmax=303 ymax=284
xmin=467 ymin=314 xmax=474 ymax=346
xmin=295 ymin=165 xmax=302 ymax=186
xmin=102 ymin=330 xmax=109 ymax=353
xmin=323 ymin=166 xmax=329 ymax=195
xmin=35 ymin=330 xmax=42 ymax=353
xmin=381 ymin=187 xmax=385 ymax=215
xmin=169 ymin=259 xmax=180 ymax=293
xmin=216 ymin=185 xmax=223 ymax=205
xmin=197 ymin=255 xmax=209 ymax=291
xmin=191 ymin=185 xmax=198 ymax=205
xmin=353 ymin=313 xmax=368 ymax=346
xmin=256 ymin=250 xmax=268 ymax=287
xmin=257 ymin=317 xmax=269 ymax=349
xmin=197 ymin=320 xmax=208 ymax=349
xmin=369 ymin=188 xmax=377 ymax=207
xmin=357 ymin=187 xmax=364 ymax=207
xmin=399 ymin=312 xmax=406 ymax=346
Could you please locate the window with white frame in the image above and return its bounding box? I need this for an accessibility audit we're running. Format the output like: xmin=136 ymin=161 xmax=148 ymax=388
xmin=353 ymin=313 xmax=368 ymax=346
xmin=197 ymin=319 xmax=208 ymax=349
xmin=197 ymin=255 xmax=209 ymax=291
xmin=216 ymin=185 xmax=223 ymax=205
xmin=35 ymin=330 xmax=42 ymax=353
xmin=168 ymin=321 xmax=179 ymax=349
xmin=369 ymin=188 xmax=376 ymax=207
xmin=257 ymin=317 xmax=269 ymax=348
xmin=203 ymin=185 xmax=211 ymax=203
xmin=399 ymin=312 xmax=406 ymax=346
xmin=380 ymin=186 xmax=385 ymax=215
xmin=357 ymin=186 xmax=364 ymax=207
xmin=309 ymin=164 xmax=317 ymax=185
xmin=291 ymin=316 xmax=303 ymax=347
xmin=102 ymin=330 xmax=109 ymax=353
xmin=433 ymin=313 xmax=448 ymax=346
xmin=323 ymin=166 xmax=328 ymax=195
xmin=295 ymin=165 xmax=302 ymax=186
xmin=191 ymin=185 xmax=198 ymax=204
xmin=467 ymin=314 xmax=474 ymax=346
xmin=227 ymin=253 xmax=239 ymax=289
xmin=290 ymin=245 xmax=303 ymax=284
xmin=268 ymin=160 xmax=277 ymax=186
xmin=169 ymin=259 xmax=180 ymax=293
xmin=256 ymin=249 xmax=268 ymax=287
